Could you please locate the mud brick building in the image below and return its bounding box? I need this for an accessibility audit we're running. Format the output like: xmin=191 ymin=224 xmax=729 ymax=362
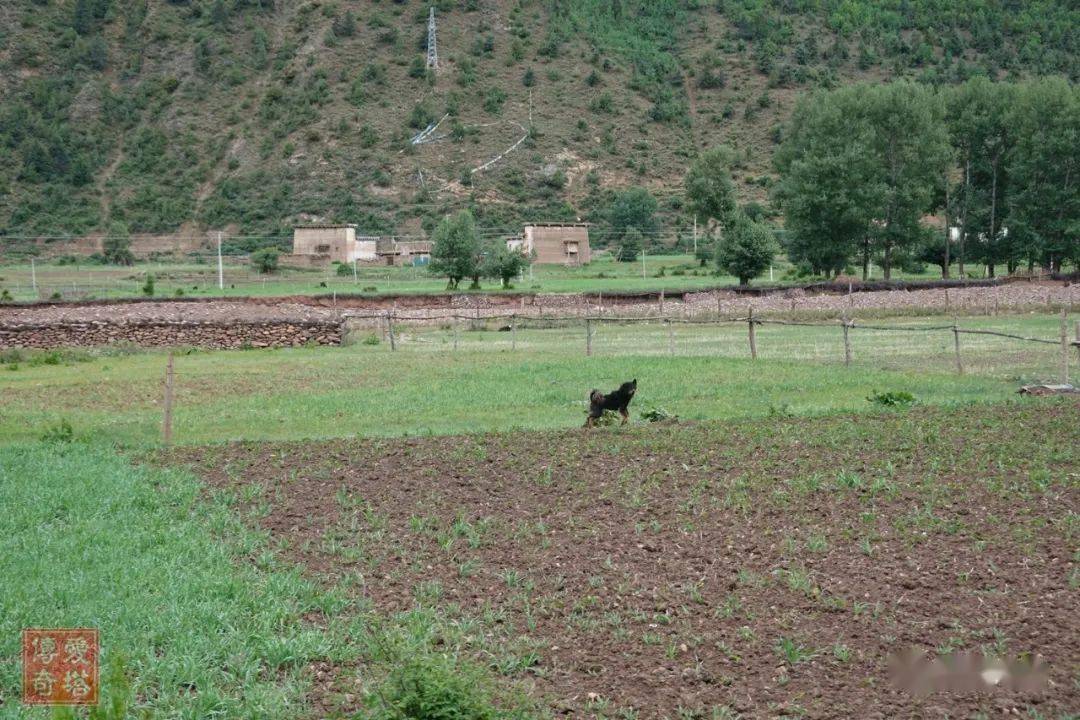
xmin=514 ymin=223 xmax=591 ymax=265
xmin=291 ymin=224 xmax=377 ymax=264
xmin=375 ymin=238 xmax=433 ymax=266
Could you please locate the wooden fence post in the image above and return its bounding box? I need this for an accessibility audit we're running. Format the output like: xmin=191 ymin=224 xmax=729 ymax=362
xmin=386 ymin=311 xmax=397 ymax=351
xmin=952 ymin=319 xmax=963 ymax=375
xmin=162 ymin=353 xmax=175 ymax=446
xmin=842 ymin=309 xmax=852 ymax=366
xmin=659 ymin=290 xmax=665 ymax=317
xmin=511 ymin=313 xmax=517 ymax=351
xmin=585 ymin=317 xmax=593 ymax=357
xmin=748 ymin=305 xmax=758 ymax=360
xmin=944 ymin=288 xmax=950 ymax=315
xmin=666 ymin=319 xmax=675 ymax=356
xmin=1060 ymin=309 xmax=1069 ymax=385
xmin=453 ymin=317 xmax=459 ymax=351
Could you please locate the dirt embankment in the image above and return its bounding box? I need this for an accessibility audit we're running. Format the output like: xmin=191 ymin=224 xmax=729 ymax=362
xmin=1 ymin=281 xmax=1073 ymax=325
xmin=0 ymin=279 xmax=1072 ymax=349
xmin=0 ymin=320 xmax=342 ymax=350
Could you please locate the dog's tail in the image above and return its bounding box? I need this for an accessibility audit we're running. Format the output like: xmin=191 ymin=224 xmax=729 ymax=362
xmin=589 ymin=389 xmax=603 ymax=404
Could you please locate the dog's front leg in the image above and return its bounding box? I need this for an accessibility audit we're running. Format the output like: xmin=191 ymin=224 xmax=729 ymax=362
xmin=619 ymin=408 xmax=629 ymax=424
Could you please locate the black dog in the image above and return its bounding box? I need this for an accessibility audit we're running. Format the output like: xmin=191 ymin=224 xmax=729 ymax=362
xmin=584 ymin=379 xmax=637 ymax=427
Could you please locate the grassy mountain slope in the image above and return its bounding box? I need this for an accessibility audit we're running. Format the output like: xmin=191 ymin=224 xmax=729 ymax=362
xmin=1 ymin=0 xmax=1076 ymax=251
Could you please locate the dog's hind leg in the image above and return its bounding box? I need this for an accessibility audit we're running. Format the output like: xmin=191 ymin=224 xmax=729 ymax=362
xmin=584 ymin=415 xmax=595 ymax=428
xmin=619 ymin=408 xmax=629 ymax=424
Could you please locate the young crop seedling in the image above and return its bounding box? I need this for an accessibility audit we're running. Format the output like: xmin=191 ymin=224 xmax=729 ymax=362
xmin=775 ymin=636 xmax=817 ymax=665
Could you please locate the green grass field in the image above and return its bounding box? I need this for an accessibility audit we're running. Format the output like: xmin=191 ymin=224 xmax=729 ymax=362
xmin=0 ymin=251 xmax=974 ymax=302
xmin=0 ymin=443 xmax=342 ymax=719
xmin=0 ymin=313 xmax=1067 ymax=447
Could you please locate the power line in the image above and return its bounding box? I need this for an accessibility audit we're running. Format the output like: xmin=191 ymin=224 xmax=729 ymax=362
xmin=1 ymin=228 xmax=702 ymax=243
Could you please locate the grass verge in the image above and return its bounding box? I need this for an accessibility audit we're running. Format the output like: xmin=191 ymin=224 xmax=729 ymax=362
xmin=0 ymin=441 xmax=340 ymax=718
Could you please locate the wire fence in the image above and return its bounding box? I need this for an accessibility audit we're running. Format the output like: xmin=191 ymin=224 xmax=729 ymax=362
xmin=338 ymin=309 xmax=1078 ymax=382
xmin=146 ymin=309 xmax=1078 ymax=445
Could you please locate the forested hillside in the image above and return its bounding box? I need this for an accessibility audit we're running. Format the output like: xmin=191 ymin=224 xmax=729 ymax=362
xmin=1 ymin=0 xmax=1076 ymax=250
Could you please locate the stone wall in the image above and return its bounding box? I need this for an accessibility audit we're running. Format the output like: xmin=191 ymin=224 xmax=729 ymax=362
xmin=0 ymin=320 xmax=344 ymax=350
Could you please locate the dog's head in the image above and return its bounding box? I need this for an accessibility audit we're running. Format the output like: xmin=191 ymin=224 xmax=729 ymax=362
xmin=619 ymin=379 xmax=637 ymax=397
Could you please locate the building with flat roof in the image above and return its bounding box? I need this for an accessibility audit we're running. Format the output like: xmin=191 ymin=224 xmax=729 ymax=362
xmin=291 ymin=225 xmax=378 ymax=263
xmin=376 ymin=239 xmax=433 ymax=266
xmin=513 ymin=223 xmax=591 ymax=265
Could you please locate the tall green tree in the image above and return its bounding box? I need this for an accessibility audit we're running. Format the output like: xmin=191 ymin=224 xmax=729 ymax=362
xmin=1006 ymin=77 xmax=1079 ymax=273
xmin=429 ymin=210 xmax=481 ymax=290
xmin=862 ymin=82 xmax=950 ymax=280
xmin=715 ymin=211 xmax=778 ymax=285
xmin=605 ymin=187 xmax=658 ymax=248
xmin=946 ymin=78 xmax=1017 ymax=277
xmin=776 ymin=82 xmax=949 ymax=280
xmin=616 ymin=227 xmax=644 ymax=263
xmin=686 ymin=146 xmax=738 ymax=268
xmin=481 ymin=241 xmax=530 ymax=288
xmin=775 ymin=86 xmax=879 ymax=279
xmin=686 ymin=146 xmax=738 ymax=228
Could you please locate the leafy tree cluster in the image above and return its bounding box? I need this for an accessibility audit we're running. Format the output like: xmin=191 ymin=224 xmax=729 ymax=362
xmin=685 ymin=146 xmax=778 ymax=284
xmin=600 ymin=187 xmax=659 ymax=262
xmin=717 ymin=0 xmax=1079 ymax=81
xmin=429 ymin=210 xmax=532 ymax=290
xmin=775 ymin=78 xmax=1078 ymax=280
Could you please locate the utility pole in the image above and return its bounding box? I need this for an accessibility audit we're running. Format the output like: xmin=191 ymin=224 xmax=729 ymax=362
xmin=426 ymin=6 xmax=438 ymax=70
xmin=30 ymin=258 xmax=37 ymax=295
xmin=216 ymin=231 xmax=224 ymax=290
xmin=692 ymin=217 xmax=697 ymax=258
xmin=641 ymin=248 xmax=646 ymax=280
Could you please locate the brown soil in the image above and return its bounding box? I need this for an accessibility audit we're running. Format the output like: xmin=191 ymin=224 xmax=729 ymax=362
xmin=2 ymin=281 xmax=1074 ymax=328
xmin=164 ymin=402 xmax=1079 ymax=719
